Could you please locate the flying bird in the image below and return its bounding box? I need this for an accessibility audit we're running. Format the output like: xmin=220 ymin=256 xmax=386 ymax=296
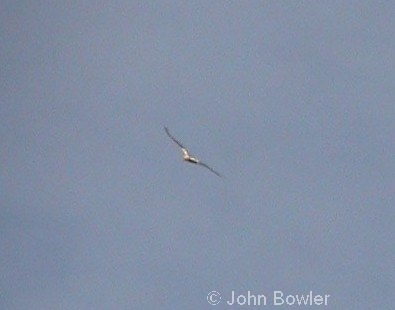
xmin=164 ymin=127 xmax=222 ymax=177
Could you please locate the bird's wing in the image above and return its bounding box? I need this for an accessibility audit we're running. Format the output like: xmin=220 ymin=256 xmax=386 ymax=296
xmin=198 ymin=161 xmax=222 ymax=178
xmin=164 ymin=127 xmax=186 ymax=149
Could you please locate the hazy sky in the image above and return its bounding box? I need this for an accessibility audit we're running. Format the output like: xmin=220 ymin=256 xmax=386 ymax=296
xmin=1 ymin=1 xmax=394 ymax=309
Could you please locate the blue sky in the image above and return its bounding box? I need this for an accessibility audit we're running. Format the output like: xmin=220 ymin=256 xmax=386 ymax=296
xmin=1 ymin=1 xmax=394 ymax=309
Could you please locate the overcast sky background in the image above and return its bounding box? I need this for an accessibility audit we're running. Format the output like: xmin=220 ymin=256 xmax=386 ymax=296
xmin=1 ymin=1 xmax=394 ymax=309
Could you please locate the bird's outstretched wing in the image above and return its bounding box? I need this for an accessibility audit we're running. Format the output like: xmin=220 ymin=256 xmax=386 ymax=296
xmin=164 ymin=127 xmax=186 ymax=149
xmin=198 ymin=161 xmax=222 ymax=178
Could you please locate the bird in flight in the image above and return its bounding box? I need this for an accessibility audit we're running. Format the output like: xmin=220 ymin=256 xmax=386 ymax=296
xmin=164 ymin=127 xmax=222 ymax=177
